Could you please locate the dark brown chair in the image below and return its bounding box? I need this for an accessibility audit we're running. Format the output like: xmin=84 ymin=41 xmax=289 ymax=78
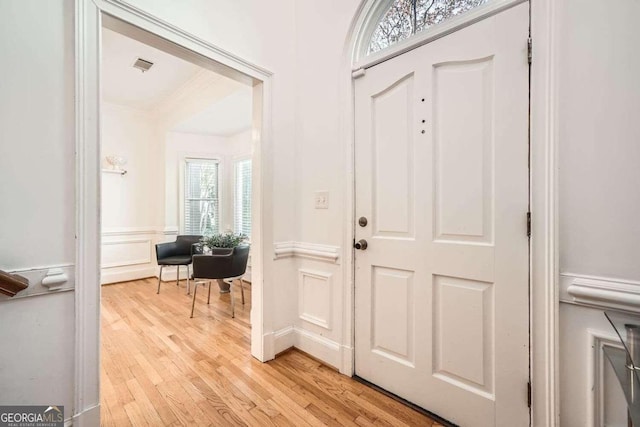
xmin=155 ymin=235 xmax=202 ymax=294
xmin=190 ymin=244 xmax=250 ymax=318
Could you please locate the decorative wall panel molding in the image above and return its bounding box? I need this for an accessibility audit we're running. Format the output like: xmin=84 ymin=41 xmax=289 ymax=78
xmin=273 ymin=241 xmax=340 ymax=263
xmin=101 ymin=239 xmax=152 ymax=269
xmin=102 ymin=226 xmax=159 ymax=237
xmin=101 ymin=227 xmax=164 ymax=285
xmin=298 ymin=269 xmax=332 ymax=330
xmin=0 ymin=264 xmax=75 ymax=300
xmin=562 ymin=273 xmax=640 ymax=313
xmin=587 ymin=330 xmax=627 ymax=427
xmin=101 ymin=267 xmax=158 ymax=286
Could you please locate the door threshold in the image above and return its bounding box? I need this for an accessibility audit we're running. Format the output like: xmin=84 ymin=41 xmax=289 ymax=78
xmin=352 ymin=375 xmax=458 ymax=427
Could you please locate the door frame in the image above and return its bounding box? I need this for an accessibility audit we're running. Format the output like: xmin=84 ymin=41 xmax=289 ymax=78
xmin=343 ymin=0 xmax=559 ymax=425
xmin=74 ymin=0 xmax=275 ymax=424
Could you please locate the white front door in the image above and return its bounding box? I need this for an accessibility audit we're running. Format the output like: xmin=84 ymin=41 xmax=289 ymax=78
xmin=354 ymin=4 xmax=530 ymax=426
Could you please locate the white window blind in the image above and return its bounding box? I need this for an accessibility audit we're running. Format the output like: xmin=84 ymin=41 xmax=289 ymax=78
xmin=184 ymin=158 xmax=219 ymax=235
xmin=234 ymin=159 xmax=252 ymax=237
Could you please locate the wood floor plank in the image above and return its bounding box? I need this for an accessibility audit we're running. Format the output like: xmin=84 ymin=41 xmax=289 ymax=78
xmin=101 ymin=278 xmax=439 ymax=426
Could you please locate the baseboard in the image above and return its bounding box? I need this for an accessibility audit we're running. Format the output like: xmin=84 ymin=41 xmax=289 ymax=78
xmin=294 ymin=328 xmax=341 ymax=369
xmin=71 ymin=404 xmax=100 ymax=426
xmin=273 ymin=326 xmax=342 ymax=369
xmin=273 ymin=326 xmax=295 ymax=355
xmin=101 ymin=266 xmax=157 ymax=285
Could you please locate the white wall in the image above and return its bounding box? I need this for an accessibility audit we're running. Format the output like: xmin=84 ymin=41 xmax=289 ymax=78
xmin=101 ymin=103 xmax=163 ymax=230
xmin=100 ymin=103 xmax=164 ymax=284
xmin=0 ymin=0 xmax=76 ymax=418
xmin=557 ymin=0 xmax=640 ymax=425
xmin=287 ymin=0 xmax=361 ymax=366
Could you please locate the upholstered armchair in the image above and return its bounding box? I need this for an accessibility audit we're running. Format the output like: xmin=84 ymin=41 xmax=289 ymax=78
xmin=190 ymin=244 xmax=250 ymax=318
xmin=155 ymin=235 xmax=202 ymax=294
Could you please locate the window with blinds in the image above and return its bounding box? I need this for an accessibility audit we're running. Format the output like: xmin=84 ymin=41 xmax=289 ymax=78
xmin=184 ymin=158 xmax=219 ymax=235
xmin=234 ymin=158 xmax=252 ymax=237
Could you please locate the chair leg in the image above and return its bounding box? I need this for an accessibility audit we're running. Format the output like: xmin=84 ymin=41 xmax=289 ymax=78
xmin=207 ymin=281 xmax=212 ymax=304
xmin=156 ymin=265 xmax=164 ymax=294
xmin=231 ymin=279 xmax=235 ymax=318
xmin=190 ymin=281 xmax=198 ymax=318
xmin=176 ymin=265 xmax=180 ymax=287
xmin=186 ymin=265 xmax=191 ymax=295
xmin=240 ymin=277 xmax=245 ymax=305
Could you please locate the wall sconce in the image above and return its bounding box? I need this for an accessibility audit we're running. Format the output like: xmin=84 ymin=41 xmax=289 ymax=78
xmin=103 ymin=155 xmax=127 ymax=176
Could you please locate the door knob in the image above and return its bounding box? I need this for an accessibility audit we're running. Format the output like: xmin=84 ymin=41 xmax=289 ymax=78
xmin=354 ymin=239 xmax=368 ymax=250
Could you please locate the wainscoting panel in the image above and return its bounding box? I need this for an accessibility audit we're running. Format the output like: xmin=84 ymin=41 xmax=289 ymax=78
xmin=101 ymin=227 xmax=165 ymax=285
xmin=298 ymin=269 xmax=333 ymax=330
xmin=560 ymin=302 xmax=628 ymax=426
xmin=101 ymin=239 xmax=152 ymax=269
xmin=587 ymin=330 xmax=627 ymax=427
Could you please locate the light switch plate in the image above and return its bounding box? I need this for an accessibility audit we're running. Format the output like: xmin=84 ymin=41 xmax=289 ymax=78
xmin=314 ymin=191 xmax=329 ymax=209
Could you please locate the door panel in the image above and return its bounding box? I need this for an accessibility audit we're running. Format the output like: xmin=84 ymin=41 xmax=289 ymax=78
xmin=372 ymin=74 xmax=415 ymax=238
xmin=354 ymin=4 xmax=529 ymax=426
xmin=433 ymin=58 xmax=494 ymax=243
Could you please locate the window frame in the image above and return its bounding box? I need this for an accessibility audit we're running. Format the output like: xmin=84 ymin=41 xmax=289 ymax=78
xmin=353 ymin=0 xmax=525 ymax=68
xmin=179 ymin=156 xmax=223 ymax=236
xmin=233 ymin=154 xmax=252 ymax=239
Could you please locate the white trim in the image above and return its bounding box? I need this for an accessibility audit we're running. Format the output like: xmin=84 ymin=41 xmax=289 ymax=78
xmin=353 ymin=0 xmax=527 ymax=69
xmin=162 ymin=226 xmax=180 ymax=236
xmin=101 ymin=226 xmax=163 ymax=236
xmin=71 ymin=403 xmax=101 ymax=427
xmin=347 ymin=0 xmax=559 ymax=423
xmin=586 ymin=329 xmax=624 ymax=427
xmin=180 ymin=155 xmax=223 ymax=235
xmin=0 ymin=264 xmax=76 ymax=300
xmin=273 ymin=241 xmax=340 ymax=263
xmin=76 ymin=1 xmax=275 ymax=425
xmin=75 ymin=0 xmax=101 ymax=422
xmin=101 ymin=266 xmax=157 ymax=285
xmin=530 ymin=0 xmax=559 ymax=424
xmin=561 ymin=273 xmax=640 ymax=313
xmin=273 ymin=326 xmax=296 ymax=355
xmin=272 ymin=326 xmax=343 ymax=369
xmin=101 ymin=238 xmax=151 ymax=268
xmin=298 ymin=269 xmax=333 ymax=330
xmin=233 ymin=155 xmax=252 ymax=236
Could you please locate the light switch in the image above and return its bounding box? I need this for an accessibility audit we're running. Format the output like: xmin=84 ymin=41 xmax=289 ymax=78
xmin=314 ymin=191 xmax=329 ymax=209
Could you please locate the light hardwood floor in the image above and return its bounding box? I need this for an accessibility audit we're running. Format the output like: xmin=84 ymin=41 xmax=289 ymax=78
xmin=101 ymin=277 xmax=442 ymax=426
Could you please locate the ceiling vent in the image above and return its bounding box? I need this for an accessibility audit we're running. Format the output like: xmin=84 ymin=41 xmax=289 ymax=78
xmin=132 ymin=57 xmax=154 ymax=73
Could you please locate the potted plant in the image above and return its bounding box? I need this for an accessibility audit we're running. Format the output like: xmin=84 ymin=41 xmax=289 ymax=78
xmin=199 ymin=232 xmax=249 ymax=293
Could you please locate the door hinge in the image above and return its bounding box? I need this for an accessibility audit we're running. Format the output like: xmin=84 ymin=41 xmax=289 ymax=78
xmin=527 ymin=211 xmax=532 ymax=238
xmin=527 ymin=381 xmax=532 ymax=407
xmin=527 ymin=37 xmax=532 ymax=65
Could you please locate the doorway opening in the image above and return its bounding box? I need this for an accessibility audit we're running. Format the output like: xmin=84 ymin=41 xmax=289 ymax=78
xmin=96 ymin=15 xmax=263 ymax=422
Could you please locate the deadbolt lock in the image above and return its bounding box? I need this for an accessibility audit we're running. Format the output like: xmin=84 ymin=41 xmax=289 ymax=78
xmin=358 ymin=217 xmax=368 ymax=227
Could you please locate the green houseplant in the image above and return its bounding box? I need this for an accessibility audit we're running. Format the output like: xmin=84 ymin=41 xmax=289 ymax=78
xmin=200 ymin=232 xmax=248 ymax=251
xmin=199 ymin=232 xmax=249 ymax=292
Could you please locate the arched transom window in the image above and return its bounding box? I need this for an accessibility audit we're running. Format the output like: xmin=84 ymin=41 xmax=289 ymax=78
xmin=368 ymin=0 xmax=490 ymax=54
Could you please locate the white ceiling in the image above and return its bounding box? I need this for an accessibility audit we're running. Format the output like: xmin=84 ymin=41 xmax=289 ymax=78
xmin=101 ymin=28 xmax=251 ymax=136
xmin=172 ymin=87 xmax=252 ymax=136
xmin=101 ymin=28 xmax=200 ymax=110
